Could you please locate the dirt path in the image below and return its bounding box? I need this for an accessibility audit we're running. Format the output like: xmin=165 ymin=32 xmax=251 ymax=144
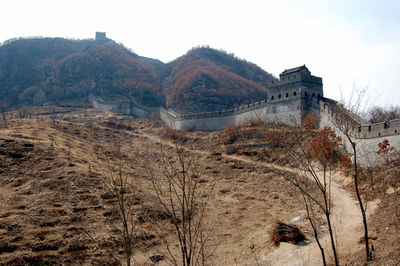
xmin=260 ymin=174 xmax=362 ymax=265
xmin=133 ymin=131 xmax=373 ymax=265
xmin=221 ymin=153 xmax=380 ymax=265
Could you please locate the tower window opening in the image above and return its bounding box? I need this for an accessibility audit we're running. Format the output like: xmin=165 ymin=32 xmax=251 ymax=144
xmin=384 ymin=122 xmax=389 ymax=129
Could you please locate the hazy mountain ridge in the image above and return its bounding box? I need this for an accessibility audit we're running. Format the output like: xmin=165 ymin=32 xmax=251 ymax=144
xmin=0 ymin=38 xmax=275 ymax=112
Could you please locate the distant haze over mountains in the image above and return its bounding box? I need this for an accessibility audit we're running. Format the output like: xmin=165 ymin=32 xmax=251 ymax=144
xmin=0 ymin=37 xmax=275 ymax=112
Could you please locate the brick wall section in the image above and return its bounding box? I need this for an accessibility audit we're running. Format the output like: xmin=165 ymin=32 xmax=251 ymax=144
xmin=88 ymin=95 xmax=160 ymax=119
xmin=88 ymin=76 xmax=400 ymax=165
xmin=320 ymin=101 xmax=400 ymax=165
xmin=160 ymin=66 xmax=323 ymax=130
xmin=89 ymin=66 xmax=324 ymax=130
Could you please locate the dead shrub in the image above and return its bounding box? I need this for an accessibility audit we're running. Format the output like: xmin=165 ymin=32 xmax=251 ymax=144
xmin=225 ymin=125 xmax=240 ymax=144
xmin=246 ymin=119 xmax=266 ymax=127
xmin=150 ymin=254 xmax=164 ymax=263
xmin=303 ymin=112 xmax=319 ymax=130
xmin=163 ymin=127 xmax=188 ymax=142
xmin=271 ymin=222 xmax=306 ymax=246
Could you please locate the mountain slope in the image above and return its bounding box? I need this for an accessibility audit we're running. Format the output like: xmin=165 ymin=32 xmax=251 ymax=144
xmin=0 ymin=38 xmax=164 ymax=107
xmin=0 ymin=38 xmax=275 ymax=112
xmin=164 ymin=47 xmax=274 ymax=112
xmin=46 ymin=41 xmax=164 ymax=107
xmin=0 ymin=38 xmax=89 ymax=106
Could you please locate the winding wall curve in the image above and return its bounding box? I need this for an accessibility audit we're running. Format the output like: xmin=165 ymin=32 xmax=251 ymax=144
xmin=320 ymin=101 xmax=400 ymax=165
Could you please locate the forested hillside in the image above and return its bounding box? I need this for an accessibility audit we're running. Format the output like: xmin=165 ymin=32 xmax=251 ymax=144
xmin=0 ymin=38 xmax=275 ymax=112
xmin=0 ymin=38 xmax=164 ymax=108
xmin=164 ymin=47 xmax=274 ymax=112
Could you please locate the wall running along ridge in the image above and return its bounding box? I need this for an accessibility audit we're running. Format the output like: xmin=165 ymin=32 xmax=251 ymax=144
xmin=88 ymin=94 xmax=160 ymax=119
xmin=319 ymin=102 xmax=400 ymax=165
xmin=86 ymin=66 xmax=333 ymax=131
xmin=89 ymin=65 xmax=400 ymax=165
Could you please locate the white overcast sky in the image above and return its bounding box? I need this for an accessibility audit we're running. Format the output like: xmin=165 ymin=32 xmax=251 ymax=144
xmin=1 ymin=0 xmax=400 ymax=107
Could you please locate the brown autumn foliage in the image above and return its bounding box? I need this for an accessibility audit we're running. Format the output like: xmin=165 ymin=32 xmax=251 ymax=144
xmin=376 ymin=139 xmax=400 ymax=165
xmin=303 ymin=112 xmax=319 ymax=130
xmin=1 ymin=40 xmax=275 ymax=113
xmin=164 ymin=47 xmax=274 ymax=112
xmin=310 ymin=127 xmax=351 ymax=168
xmin=0 ymin=38 xmax=164 ymax=108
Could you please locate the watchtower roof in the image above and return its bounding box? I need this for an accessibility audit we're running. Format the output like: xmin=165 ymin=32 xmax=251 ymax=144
xmin=280 ymin=65 xmax=310 ymax=77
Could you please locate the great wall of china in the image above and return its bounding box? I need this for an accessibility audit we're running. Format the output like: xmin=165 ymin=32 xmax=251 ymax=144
xmin=89 ymin=65 xmax=400 ymax=164
xmin=319 ymin=102 xmax=400 ymax=164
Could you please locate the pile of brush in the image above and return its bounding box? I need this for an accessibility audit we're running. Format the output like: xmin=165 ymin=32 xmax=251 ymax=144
xmin=271 ymin=221 xmax=306 ymax=246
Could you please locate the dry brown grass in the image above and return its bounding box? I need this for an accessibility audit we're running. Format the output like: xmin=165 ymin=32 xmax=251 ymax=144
xmin=341 ymin=159 xmax=400 ymax=265
xmin=0 ymin=108 xmax=309 ymax=265
xmin=0 ymin=107 xmax=398 ymax=265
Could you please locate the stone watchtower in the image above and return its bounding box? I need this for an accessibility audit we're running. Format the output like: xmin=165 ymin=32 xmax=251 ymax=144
xmin=265 ymin=65 xmax=323 ymax=125
xmin=95 ymin=32 xmax=107 ymax=41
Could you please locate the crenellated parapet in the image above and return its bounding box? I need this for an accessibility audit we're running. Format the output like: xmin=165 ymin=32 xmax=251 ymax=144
xmin=161 ymin=65 xmax=324 ymax=125
xmin=267 ymin=65 xmax=323 ymax=104
xmin=321 ymin=101 xmax=400 ymax=139
xmin=320 ymin=100 xmax=400 ymax=166
xmin=89 ymin=65 xmax=326 ymax=130
xmin=162 ymin=99 xmax=269 ymax=121
xmin=88 ymin=65 xmax=396 ymax=134
xmin=357 ymin=119 xmax=400 ymax=138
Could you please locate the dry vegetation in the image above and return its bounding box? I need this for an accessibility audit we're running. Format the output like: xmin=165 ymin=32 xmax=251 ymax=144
xmin=0 ymin=107 xmax=399 ymax=265
xmin=339 ymin=151 xmax=400 ymax=265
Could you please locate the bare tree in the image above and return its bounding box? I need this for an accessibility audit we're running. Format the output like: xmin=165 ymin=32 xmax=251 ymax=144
xmin=51 ymin=107 xmax=57 ymax=128
xmin=367 ymin=105 xmax=400 ymax=123
xmin=278 ymin=126 xmax=347 ymax=266
xmin=88 ymin=135 xmax=139 ymax=266
xmin=147 ymin=143 xmax=217 ymax=266
xmin=83 ymin=101 xmax=90 ymax=119
xmin=18 ymin=109 xmax=26 ymax=119
xmin=326 ymin=100 xmax=372 ymax=261
xmin=1 ymin=105 xmax=7 ymax=128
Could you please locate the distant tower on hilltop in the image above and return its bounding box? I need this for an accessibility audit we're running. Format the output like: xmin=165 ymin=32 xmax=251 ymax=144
xmin=95 ymin=32 xmax=107 ymax=41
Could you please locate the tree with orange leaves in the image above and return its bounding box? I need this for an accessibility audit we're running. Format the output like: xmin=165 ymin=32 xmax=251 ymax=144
xmin=377 ymin=139 xmax=399 ymax=164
